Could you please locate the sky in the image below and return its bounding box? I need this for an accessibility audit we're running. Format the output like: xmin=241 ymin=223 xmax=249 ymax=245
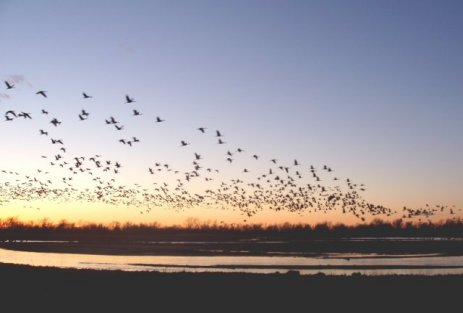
xmin=0 ymin=0 xmax=462 ymax=225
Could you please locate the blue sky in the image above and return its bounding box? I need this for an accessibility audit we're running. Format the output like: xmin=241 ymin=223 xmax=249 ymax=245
xmin=0 ymin=0 xmax=462 ymax=224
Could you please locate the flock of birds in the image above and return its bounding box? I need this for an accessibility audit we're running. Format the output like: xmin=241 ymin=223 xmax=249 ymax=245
xmin=0 ymin=79 xmax=458 ymax=222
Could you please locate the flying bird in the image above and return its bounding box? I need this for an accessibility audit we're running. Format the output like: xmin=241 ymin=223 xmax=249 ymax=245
xmin=36 ymin=90 xmax=47 ymax=98
xmin=125 ymin=95 xmax=135 ymax=104
xmin=51 ymin=138 xmax=63 ymax=145
xmin=82 ymin=92 xmax=92 ymax=99
xmin=50 ymin=118 xmax=61 ymax=127
xmin=5 ymin=110 xmax=17 ymax=117
xmin=18 ymin=112 xmax=32 ymax=119
xmin=4 ymin=81 xmax=14 ymax=89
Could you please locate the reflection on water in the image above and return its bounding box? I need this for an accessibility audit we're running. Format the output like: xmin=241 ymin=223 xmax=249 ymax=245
xmin=339 ymin=237 xmax=463 ymax=242
xmin=6 ymin=237 xmax=463 ymax=244
xmin=1 ymin=247 xmax=463 ymax=276
xmin=3 ymin=240 xmax=79 ymax=243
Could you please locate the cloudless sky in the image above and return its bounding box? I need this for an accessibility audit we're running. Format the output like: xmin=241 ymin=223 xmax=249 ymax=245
xmin=0 ymin=0 xmax=462 ymax=225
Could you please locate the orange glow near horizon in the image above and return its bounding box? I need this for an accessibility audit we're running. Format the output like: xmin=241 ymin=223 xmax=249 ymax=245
xmin=1 ymin=158 xmax=460 ymax=227
xmin=0 ymin=195 xmax=459 ymax=227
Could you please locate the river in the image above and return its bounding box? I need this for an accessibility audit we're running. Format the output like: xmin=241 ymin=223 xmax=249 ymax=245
xmin=1 ymin=244 xmax=463 ymax=275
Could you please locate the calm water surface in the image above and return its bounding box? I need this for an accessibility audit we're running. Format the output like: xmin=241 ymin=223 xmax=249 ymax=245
xmin=1 ymin=244 xmax=463 ymax=276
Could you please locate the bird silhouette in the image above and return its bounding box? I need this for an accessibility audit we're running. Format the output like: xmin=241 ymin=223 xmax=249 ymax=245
xmin=51 ymin=138 xmax=64 ymax=145
xmin=83 ymin=92 xmax=92 ymax=99
xmin=50 ymin=118 xmax=61 ymax=127
xmin=4 ymin=81 xmax=14 ymax=89
xmin=5 ymin=110 xmax=17 ymax=118
xmin=125 ymin=95 xmax=135 ymax=103
xmin=18 ymin=112 xmax=32 ymax=119
xmin=36 ymin=90 xmax=47 ymax=98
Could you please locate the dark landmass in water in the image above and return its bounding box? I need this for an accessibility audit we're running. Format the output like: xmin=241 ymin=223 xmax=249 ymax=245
xmin=2 ymin=238 xmax=463 ymax=257
xmin=1 ymin=218 xmax=463 ymax=256
xmin=0 ymin=262 xmax=461 ymax=311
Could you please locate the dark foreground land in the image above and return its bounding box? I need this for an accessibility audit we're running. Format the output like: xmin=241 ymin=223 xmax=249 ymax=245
xmin=0 ymin=262 xmax=461 ymax=311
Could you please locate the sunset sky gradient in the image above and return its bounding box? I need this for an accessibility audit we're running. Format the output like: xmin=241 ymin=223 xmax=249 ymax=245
xmin=0 ymin=0 xmax=462 ymax=225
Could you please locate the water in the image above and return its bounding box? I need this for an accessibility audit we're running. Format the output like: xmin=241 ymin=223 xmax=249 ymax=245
xmin=1 ymin=246 xmax=463 ymax=276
